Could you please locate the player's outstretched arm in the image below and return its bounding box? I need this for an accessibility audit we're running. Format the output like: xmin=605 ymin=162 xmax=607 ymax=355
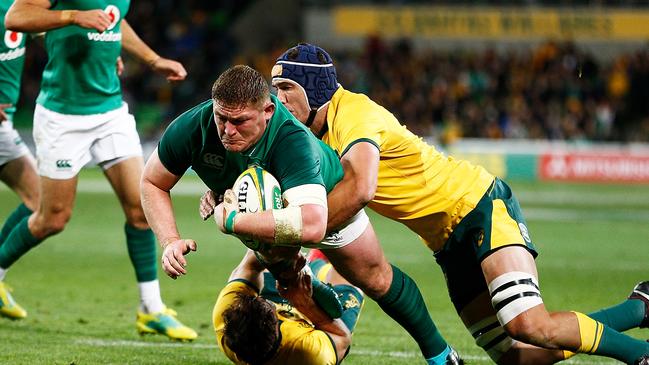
xmin=141 ymin=148 xmax=195 ymax=279
xmin=5 ymin=0 xmax=111 ymax=33
xmin=121 ymin=20 xmax=187 ymax=82
xmin=326 ymin=142 xmax=379 ymax=231
xmin=278 ymin=273 xmax=352 ymax=361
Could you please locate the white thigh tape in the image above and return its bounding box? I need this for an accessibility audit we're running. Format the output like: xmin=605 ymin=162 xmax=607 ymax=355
xmin=488 ymin=271 xmax=543 ymax=325
xmin=468 ymin=315 xmax=516 ymax=361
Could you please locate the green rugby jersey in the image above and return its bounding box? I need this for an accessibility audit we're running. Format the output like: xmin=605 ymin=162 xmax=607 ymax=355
xmin=0 ymin=0 xmax=27 ymax=119
xmin=158 ymin=95 xmax=343 ymax=195
xmin=37 ymin=0 xmax=129 ymax=115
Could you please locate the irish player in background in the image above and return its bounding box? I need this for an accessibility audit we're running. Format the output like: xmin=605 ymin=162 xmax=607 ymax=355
xmin=0 ymin=0 xmax=39 ymax=320
xmin=143 ymin=65 xmax=462 ymax=364
xmin=272 ymin=42 xmax=649 ymax=365
xmin=3 ymin=0 xmax=196 ymax=340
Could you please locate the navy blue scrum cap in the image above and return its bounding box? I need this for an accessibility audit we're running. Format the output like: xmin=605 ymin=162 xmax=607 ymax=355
xmin=271 ymin=43 xmax=339 ymax=110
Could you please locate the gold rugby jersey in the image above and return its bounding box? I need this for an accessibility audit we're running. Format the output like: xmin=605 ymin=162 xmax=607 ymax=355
xmin=324 ymin=87 xmax=494 ymax=251
xmin=213 ymin=281 xmax=337 ymax=365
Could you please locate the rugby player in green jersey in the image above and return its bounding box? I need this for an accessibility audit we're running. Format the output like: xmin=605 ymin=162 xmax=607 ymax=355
xmin=272 ymin=42 xmax=649 ymax=365
xmin=0 ymin=0 xmax=39 ymax=320
xmin=3 ymin=0 xmax=196 ymax=340
xmin=142 ymin=65 xmax=462 ymax=364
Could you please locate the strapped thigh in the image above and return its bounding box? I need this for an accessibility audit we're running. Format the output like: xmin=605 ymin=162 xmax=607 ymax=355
xmin=469 ymin=314 xmax=517 ymax=361
xmin=488 ymin=271 xmax=543 ymax=325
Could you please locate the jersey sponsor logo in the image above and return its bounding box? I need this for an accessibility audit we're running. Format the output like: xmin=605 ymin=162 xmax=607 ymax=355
xmin=0 ymin=47 xmax=25 ymax=62
xmin=518 ymin=223 xmax=531 ymax=243
xmin=56 ymin=159 xmax=72 ymax=169
xmin=105 ymin=5 xmax=121 ymax=30
xmin=87 ymin=32 xmax=122 ymax=42
xmin=202 ymin=153 xmax=224 ymax=169
xmin=86 ymin=5 xmax=122 ymax=42
xmin=4 ymin=30 xmax=23 ymax=49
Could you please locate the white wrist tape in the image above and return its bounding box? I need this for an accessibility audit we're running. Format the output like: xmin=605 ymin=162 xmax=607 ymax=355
xmin=272 ymin=206 xmax=303 ymax=244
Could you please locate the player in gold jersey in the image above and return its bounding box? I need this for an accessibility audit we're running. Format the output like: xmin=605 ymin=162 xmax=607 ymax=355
xmin=271 ymin=43 xmax=649 ymax=365
xmin=213 ymin=249 xmax=364 ymax=365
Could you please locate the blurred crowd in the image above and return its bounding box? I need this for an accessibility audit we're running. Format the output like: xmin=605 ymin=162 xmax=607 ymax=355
xmin=16 ymin=2 xmax=649 ymax=142
xmin=331 ymin=38 xmax=649 ymax=142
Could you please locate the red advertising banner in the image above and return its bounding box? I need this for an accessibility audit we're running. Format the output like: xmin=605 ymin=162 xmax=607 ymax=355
xmin=539 ymin=153 xmax=649 ymax=183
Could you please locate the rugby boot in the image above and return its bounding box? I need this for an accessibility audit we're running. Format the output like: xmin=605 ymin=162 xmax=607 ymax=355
xmin=0 ymin=281 xmax=26 ymax=319
xmin=427 ymin=345 xmax=465 ymax=365
xmin=136 ymin=307 xmax=197 ymax=341
xmin=446 ymin=347 xmax=465 ymax=365
xmin=629 ymin=281 xmax=649 ymax=328
xmin=634 ymin=355 xmax=649 ymax=365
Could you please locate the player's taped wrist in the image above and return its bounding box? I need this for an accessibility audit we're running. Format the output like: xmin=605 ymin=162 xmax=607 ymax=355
xmin=272 ymin=206 xmax=302 ymax=244
xmin=224 ymin=211 xmax=237 ymax=233
xmin=60 ymin=10 xmax=77 ymax=25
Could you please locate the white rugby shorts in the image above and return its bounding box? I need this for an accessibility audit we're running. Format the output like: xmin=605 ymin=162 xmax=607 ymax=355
xmin=33 ymin=103 xmax=142 ymax=179
xmin=0 ymin=120 xmax=31 ymax=166
xmin=306 ymin=209 xmax=370 ymax=250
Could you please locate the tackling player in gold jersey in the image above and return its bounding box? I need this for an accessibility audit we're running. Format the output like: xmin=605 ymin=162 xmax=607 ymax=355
xmin=271 ymin=43 xmax=649 ymax=365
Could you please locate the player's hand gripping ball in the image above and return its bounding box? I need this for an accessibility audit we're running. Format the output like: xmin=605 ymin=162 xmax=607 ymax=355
xmin=219 ymin=166 xmax=283 ymax=251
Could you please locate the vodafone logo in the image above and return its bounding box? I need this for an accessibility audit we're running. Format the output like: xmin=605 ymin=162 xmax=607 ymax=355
xmin=104 ymin=5 xmax=120 ymax=30
xmin=4 ymin=31 xmax=23 ymax=49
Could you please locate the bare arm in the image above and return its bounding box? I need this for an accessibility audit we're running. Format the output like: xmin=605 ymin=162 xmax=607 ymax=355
xmin=278 ymin=274 xmax=351 ymax=361
xmin=121 ymin=20 xmax=187 ymax=82
xmin=5 ymin=0 xmax=111 ymax=33
xmin=141 ymin=148 xmax=195 ymax=279
xmin=227 ymin=249 xmax=266 ymax=289
xmin=232 ymin=203 xmax=327 ymax=246
xmin=326 ymin=142 xmax=379 ymax=230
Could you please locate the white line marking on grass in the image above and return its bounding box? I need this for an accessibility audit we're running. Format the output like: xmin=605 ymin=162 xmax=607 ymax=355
xmin=76 ymin=338 xmax=216 ymax=349
xmin=77 ymin=338 xmax=616 ymax=364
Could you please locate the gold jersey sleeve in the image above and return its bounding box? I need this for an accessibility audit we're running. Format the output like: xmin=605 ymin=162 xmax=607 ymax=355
xmin=213 ymin=281 xmax=338 ymax=365
xmin=324 ymin=87 xmax=495 ymax=251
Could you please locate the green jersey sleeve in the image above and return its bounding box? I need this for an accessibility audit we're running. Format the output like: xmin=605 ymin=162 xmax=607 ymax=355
xmin=268 ymin=127 xmax=327 ymax=192
xmin=158 ymin=100 xmax=212 ymax=176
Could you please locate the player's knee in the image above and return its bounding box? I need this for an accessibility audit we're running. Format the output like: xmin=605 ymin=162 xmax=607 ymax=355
xmin=124 ymin=205 xmax=148 ymax=229
xmin=357 ymin=263 xmax=392 ymax=299
xmin=504 ymin=316 xmax=555 ymax=346
xmin=32 ymin=209 xmax=71 ymax=238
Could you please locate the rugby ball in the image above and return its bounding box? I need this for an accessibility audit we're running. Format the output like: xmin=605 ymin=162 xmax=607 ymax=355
xmin=231 ymin=166 xmax=283 ymax=250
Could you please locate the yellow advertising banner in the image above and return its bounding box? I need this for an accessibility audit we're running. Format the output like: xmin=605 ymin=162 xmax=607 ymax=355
xmin=333 ymin=6 xmax=649 ymax=40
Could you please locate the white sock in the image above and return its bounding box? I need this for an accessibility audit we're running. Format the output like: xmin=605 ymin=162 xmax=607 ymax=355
xmin=138 ymin=280 xmax=164 ymax=313
xmin=0 ymin=267 xmax=7 ymax=281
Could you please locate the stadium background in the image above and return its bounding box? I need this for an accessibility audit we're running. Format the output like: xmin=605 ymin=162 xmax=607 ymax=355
xmin=1 ymin=1 xmax=648 ymax=364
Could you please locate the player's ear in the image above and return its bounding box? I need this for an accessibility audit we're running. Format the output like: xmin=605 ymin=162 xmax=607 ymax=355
xmin=263 ymin=100 xmax=275 ymax=120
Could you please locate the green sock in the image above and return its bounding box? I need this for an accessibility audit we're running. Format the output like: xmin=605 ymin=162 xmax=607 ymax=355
xmin=0 ymin=203 xmax=32 ymax=246
xmin=335 ymin=284 xmax=364 ymax=332
xmin=125 ymin=224 xmax=157 ymax=282
xmin=589 ymin=299 xmax=646 ymax=332
xmin=376 ymin=265 xmax=448 ymax=359
xmin=574 ymin=311 xmax=648 ymax=363
xmin=593 ymin=325 xmax=649 ymax=362
xmin=0 ymin=216 xmax=42 ymax=268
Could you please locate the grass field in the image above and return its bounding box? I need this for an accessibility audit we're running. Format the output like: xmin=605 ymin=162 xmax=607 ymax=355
xmin=0 ymin=169 xmax=647 ymax=364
